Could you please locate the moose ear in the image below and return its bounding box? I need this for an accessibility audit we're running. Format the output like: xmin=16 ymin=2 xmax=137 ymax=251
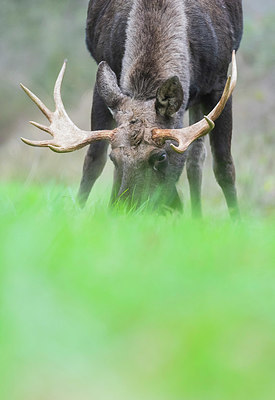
xmin=155 ymin=76 xmax=184 ymax=118
xmin=96 ymin=61 xmax=124 ymax=110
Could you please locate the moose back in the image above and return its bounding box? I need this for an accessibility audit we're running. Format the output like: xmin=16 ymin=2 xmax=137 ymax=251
xmin=21 ymin=0 xmax=243 ymax=216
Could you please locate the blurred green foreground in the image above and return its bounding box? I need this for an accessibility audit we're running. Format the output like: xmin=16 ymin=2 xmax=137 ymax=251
xmin=0 ymin=183 xmax=274 ymax=400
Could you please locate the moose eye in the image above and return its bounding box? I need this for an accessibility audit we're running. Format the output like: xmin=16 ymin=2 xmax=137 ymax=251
xmin=157 ymin=153 xmax=167 ymax=162
xmin=149 ymin=151 xmax=168 ymax=171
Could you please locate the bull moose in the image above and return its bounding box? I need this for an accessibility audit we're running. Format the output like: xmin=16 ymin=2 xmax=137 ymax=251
xmin=21 ymin=0 xmax=243 ymax=217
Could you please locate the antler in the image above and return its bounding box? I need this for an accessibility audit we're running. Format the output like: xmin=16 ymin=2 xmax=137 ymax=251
xmin=152 ymin=51 xmax=237 ymax=153
xmin=20 ymin=61 xmax=115 ymax=153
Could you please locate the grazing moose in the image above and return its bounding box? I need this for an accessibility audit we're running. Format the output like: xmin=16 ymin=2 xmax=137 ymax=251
xmin=21 ymin=0 xmax=243 ymax=217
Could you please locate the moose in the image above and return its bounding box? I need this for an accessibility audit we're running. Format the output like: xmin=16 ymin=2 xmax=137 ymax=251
xmin=21 ymin=0 xmax=243 ymax=217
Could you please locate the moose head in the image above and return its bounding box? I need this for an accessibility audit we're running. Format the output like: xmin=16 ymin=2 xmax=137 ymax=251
xmin=21 ymin=52 xmax=237 ymax=210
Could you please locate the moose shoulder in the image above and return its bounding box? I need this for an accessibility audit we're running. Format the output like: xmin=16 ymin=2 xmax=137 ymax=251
xmin=21 ymin=0 xmax=243 ymax=217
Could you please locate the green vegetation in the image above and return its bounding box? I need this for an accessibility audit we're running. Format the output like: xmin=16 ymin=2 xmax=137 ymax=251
xmin=1 ymin=182 xmax=274 ymax=400
xmin=1 ymin=1 xmax=274 ymax=397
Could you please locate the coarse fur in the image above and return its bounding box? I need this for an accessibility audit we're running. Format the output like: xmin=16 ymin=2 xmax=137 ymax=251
xmin=120 ymin=0 xmax=190 ymax=109
xmin=79 ymin=0 xmax=243 ymax=217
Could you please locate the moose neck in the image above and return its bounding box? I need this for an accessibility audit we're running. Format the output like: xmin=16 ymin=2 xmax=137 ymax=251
xmin=120 ymin=0 xmax=190 ymax=110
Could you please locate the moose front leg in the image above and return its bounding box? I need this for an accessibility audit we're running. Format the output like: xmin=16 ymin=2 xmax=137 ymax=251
xmin=186 ymin=104 xmax=207 ymax=218
xmin=207 ymin=94 xmax=240 ymax=218
xmin=78 ymin=88 xmax=114 ymax=207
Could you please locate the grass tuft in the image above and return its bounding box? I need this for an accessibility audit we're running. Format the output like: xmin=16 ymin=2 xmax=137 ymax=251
xmin=0 ymin=182 xmax=274 ymax=400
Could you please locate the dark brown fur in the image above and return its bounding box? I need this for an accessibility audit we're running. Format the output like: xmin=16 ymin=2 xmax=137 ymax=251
xmin=79 ymin=0 xmax=243 ymax=216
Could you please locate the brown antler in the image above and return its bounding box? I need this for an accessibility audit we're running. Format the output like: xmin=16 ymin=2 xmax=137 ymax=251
xmin=152 ymin=51 xmax=237 ymax=153
xmin=20 ymin=61 xmax=115 ymax=153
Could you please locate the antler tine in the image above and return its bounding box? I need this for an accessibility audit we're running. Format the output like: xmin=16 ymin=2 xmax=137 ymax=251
xmin=21 ymin=138 xmax=53 ymax=147
xmin=21 ymin=60 xmax=115 ymax=152
xmin=152 ymin=51 xmax=237 ymax=153
xmin=53 ymin=59 xmax=67 ymax=114
xmin=20 ymin=83 xmax=52 ymax=121
xmin=208 ymin=50 xmax=237 ymax=121
xmin=29 ymin=120 xmax=51 ymax=134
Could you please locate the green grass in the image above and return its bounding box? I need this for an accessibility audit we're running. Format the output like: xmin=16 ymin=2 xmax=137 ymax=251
xmin=0 ymin=182 xmax=274 ymax=400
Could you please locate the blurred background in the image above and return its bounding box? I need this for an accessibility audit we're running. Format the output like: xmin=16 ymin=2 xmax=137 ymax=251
xmin=1 ymin=3 xmax=275 ymax=400
xmin=0 ymin=0 xmax=274 ymax=216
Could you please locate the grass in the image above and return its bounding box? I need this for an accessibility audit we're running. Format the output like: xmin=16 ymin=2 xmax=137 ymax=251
xmin=0 ymin=182 xmax=275 ymax=400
